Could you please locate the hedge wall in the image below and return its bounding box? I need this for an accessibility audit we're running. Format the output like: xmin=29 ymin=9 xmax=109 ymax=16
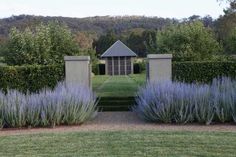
xmin=0 ymin=64 xmax=64 ymax=93
xmin=0 ymin=61 xmax=235 ymax=93
xmin=173 ymin=61 xmax=236 ymax=83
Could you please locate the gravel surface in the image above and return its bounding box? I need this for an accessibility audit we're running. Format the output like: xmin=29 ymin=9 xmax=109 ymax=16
xmin=1 ymin=112 xmax=236 ymax=136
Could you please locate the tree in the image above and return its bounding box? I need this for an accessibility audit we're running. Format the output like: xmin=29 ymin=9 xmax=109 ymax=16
xmin=4 ymin=22 xmax=79 ymax=65
xmin=142 ymin=30 xmax=158 ymax=54
xmin=75 ymin=31 xmax=95 ymax=49
xmin=216 ymin=0 xmax=236 ymax=53
xmin=217 ymin=0 xmax=236 ymax=14
xmin=93 ymin=31 xmax=117 ymax=56
xmin=224 ymin=27 xmax=236 ymax=54
xmin=156 ymin=21 xmax=222 ymax=61
xmin=126 ymin=32 xmax=146 ymax=57
xmin=79 ymin=48 xmax=99 ymax=74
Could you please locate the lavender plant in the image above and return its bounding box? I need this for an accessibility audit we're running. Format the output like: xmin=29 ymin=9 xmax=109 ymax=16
xmin=193 ymin=85 xmax=214 ymax=125
xmin=1 ymin=90 xmax=27 ymax=128
xmin=134 ymin=77 xmax=236 ymax=125
xmin=134 ymin=82 xmax=174 ymax=123
xmin=56 ymin=82 xmax=97 ymax=125
xmin=172 ymin=83 xmax=194 ymax=124
xmin=212 ymin=77 xmax=236 ymax=123
xmin=0 ymin=82 xmax=97 ymax=128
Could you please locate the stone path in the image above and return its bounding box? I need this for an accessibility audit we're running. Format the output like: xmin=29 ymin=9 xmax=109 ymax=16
xmin=1 ymin=112 xmax=236 ymax=136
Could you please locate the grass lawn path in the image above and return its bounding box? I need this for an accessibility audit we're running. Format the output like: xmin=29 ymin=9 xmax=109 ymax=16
xmin=95 ymin=76 xmax=140 ymax=97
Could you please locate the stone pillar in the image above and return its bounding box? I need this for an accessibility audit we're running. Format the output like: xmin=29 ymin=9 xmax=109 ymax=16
xmin=64 ymin=56 xmax=91 ymax=87
xmin=147 ymin=54 xmax=173 ymax=82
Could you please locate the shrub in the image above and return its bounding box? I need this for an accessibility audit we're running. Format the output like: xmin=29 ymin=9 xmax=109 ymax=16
xmin=134 ymin=77 xmax=236 ymax=125
xmin=0 ymin=82 xmax=97 ymax=128
xmin=0 ymin=64 xmax=64 ymax=93
xmin=173 ymin=61 xmax=236 ymax=83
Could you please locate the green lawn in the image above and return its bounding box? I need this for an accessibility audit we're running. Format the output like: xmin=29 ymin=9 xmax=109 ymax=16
xmin=129 ymin=73 xmax=146 ymax=86
xmin=92 ymin=75 xmax=110 ymax=90
xmin=0 ymin=130 xmax=236 ymax=156
xmin=93 ymin=75 xmax=145 ymax=97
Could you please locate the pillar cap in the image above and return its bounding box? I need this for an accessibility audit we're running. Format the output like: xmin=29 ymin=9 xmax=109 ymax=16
xmin=147 ymin=54 xmax=172 ymax=59
xmin=64 ymin=56 xmax=90 ymax=61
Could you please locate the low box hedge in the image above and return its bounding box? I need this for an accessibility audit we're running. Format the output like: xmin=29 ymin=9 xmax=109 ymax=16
xmin=0 ymin=64 xmax=64 ymax=93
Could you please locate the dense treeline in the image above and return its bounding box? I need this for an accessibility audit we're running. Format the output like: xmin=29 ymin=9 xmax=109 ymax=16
xmin=0 ymin=15 xmax=179 ymax=38
xmin=0 ymin=0 xmax=236 ymax=61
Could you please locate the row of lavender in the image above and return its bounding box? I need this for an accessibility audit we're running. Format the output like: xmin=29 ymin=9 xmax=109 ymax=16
xmin=134 ymin=77 xmax=236 ymax=125
xmin=0 ymin=82 xmax=97 ymax=128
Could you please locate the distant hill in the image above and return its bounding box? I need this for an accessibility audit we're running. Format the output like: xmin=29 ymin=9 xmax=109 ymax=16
xmin=0 ymin=15 xmax=179 ymax=38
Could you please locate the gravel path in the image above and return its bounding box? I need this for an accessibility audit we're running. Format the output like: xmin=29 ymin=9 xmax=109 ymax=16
xmin=1 ymin=112 xmax=236 ymax=136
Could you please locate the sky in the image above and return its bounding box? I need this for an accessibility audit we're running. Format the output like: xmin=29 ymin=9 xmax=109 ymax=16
xmin=0 ymin=0 xmax=228 ymax=19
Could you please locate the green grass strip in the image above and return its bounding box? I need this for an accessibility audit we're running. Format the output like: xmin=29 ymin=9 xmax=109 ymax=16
xmin=0 ymin=130 xmax=236 ymax=156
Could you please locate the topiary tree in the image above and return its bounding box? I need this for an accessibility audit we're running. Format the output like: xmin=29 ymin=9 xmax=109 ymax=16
xmin=156 ymin=21 xmax=222 ymax=61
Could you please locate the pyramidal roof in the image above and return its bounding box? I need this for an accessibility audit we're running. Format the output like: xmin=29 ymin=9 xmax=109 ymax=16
xmin=101 ymin=40 xmax=137 ymax=57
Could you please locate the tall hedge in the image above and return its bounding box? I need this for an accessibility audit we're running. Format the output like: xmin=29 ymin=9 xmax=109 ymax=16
xmin=0 ymin=61 xmax=235 ymax=93
xmin=173 ymin=61 xmax=236 ymax=83
xmin=0 ymin=65 xmax=64 ymax=93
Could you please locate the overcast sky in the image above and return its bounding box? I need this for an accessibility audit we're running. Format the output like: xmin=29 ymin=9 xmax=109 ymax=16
xmin=0 ymin=0 xmax=228 ymax=19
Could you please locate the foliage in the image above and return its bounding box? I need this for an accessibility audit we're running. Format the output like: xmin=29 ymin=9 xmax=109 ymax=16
xmin=134 ymin=77 xmax=236 ymax=124
xmin=216 ymin=0 xmax=236 ymax=54
xmin=143 ymin=30 xmax=158 ymax=54
xmin=1 ymin=61 xmax=235 ymax=94
xmin=0 ymin=15 xmax=178 ymax=38
xmin=75 ymin=31 xmax=96 ymax=49
xmin=79 ymin=48 xmax=99 ymax=74
xmin=0 ymin=64 xmax=64 ymax=93
xmin=173 ymin=61 xmax=236 ymax=83
xmin=157 ymin=21 xmax=222 ymax=61
xmin=94 ymin=29 xmax=158 ymax=57
xmin=0 ymin=82 xmax=97 ymax=128
xmin=133 ymin=61 xmax=146 ymax=74
xmin=224 ymin=27 xmax=236 ymax=54
xmin=93 ymin=31 xmax=117 ymax=56
xmin=4 ymin=22 xmax=79 ymax=65
xmin=126 ymin=32 xmax=146 ymax=57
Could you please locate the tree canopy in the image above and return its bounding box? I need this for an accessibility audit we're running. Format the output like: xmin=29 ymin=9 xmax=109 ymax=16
xmin=156 ymin=21 xmax=222 ymax=61
xmin=4 ymin=22 xmax=79 ymax=65
xmin=92 ymin=31 xmax=117 ymax=56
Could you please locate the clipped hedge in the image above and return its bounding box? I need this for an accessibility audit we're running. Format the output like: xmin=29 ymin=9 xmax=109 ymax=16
xmin=0 ymin=61 xmax=235 ymax=93
xmin=173 ymin=61 xmax=236 ymax=83
xmin=0 ymin=64 xmax=64 ymax=93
